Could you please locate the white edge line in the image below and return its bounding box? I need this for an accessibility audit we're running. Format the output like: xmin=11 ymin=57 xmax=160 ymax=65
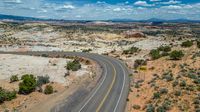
xmin=113 ymin=61 xmax=126 ymax=112
xmin=78 ymin=59 xmax=108 ymax=112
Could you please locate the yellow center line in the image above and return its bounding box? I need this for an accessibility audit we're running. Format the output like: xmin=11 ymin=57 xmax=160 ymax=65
xmin=96 ymin=60 xmax=117 ymax=112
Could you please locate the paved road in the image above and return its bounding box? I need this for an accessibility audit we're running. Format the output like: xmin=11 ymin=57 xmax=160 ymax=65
xmin=0 ymin=51 xmax=129 ymax=112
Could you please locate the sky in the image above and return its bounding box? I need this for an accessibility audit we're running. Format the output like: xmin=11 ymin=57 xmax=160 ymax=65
xmin=0 ymin=0 xmax=200 ymax=20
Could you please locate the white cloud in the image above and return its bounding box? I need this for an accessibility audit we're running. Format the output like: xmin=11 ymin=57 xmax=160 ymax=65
xmin=38 ymin=9 xmax=47 ymax=13
xmin=113 ymin=8 xmax=121 ymax=12
xmin=161 ymin=0 xmax=181 ymax=4
xmin=162 ymin=5 xmax=182 ymax=9
xmin=63 ymin=4 xmax=75 ymax=9
xmin=75 ymin=15 xmax=81 ymax=18
xmin=3 ymin=0 xmax=22 ymax=4
xmin=97 ymin=1 xmax=106 ymax=4
xmin=150 ymin=0 xmax=161 ymax=2
xmin=134 ymin=1 xmax=154 ymax=6
xmin=125 ymin=1 xmax=129 ymax=4
xmin=0 ymin=0 xmax=200 ymax=20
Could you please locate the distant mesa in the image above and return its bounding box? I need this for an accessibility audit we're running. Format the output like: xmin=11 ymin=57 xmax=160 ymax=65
xmin=124 ymin=30 xmax=146 ymax=38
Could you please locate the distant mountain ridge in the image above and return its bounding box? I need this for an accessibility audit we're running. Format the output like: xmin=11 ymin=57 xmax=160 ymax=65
xmin=109 ymin=18 xmax=200 ymax=23
xmin=0 ymin=14 xmax=45 ymax=21
xmin=0 ymin=14 xmax=200 ymax=23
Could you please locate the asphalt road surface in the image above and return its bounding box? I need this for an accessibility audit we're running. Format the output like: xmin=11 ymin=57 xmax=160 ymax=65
xmin=0 ymin=51 xmax=129 ymax=112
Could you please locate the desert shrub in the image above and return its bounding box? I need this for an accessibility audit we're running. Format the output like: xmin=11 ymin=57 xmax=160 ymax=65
xmin=172 ymin=80 xmax=179 ymax=87
xmin=66 ymin=59 xmax=81 ymax=71
xmin=197 ymin=41 xmax=200 ymax=48
xmin=135 ymin=83 xmax=140 ymax=88
xmin=162 ymin=100 xmax=171 ymax=110
xmin=181 ymin=40 xmax=193 ymax=47
xmin=41 ymin=54 xmax=48 ymax=57
xmin=44 ymin=85 xmax=53 ymax=94
xmin=19 ymin=74 xmax=37 ymax=94
xmin=162 ymin=72 xmax=174 ymax=82
xmin=192 ymin=51 xmax=200 ymax=59
xmin=0 ymin=87 xmax=16 ymax=103
xmin=174 ymin=90 xmax=181 ymax=96
xmin=150 ymin=49 xmax=161 ymax=60
xmin=10 ymin=75 xmax=19 ymax=83
xmin=134 ymin=59 xmax=147 ymax=69
xmin=170 ymin=50 xmax=184 ymax=60
xmin=146 ymin=104 xmax=155 ymax=112
xmin=195 ymin=105 xmax=199 ymax=109
xmin=196 ymin=108 xmax=200 ymax=112
xmin=126 ymin=98 xmax=129 ymax=101
xmin=187 ymin=73 xmax=198 ymax=79
xmin=21 ymin=74 xmax=31 ymax=80
xmin=129 ymin=74 xmax=133 ymax=77
xmin=156 ymin=106 xmax=166 ymax=112
xmin=194 ymin=99 xmax=200 ymax=104
xmin=153 ymin=92 xmax=160 ymax=99
xmin=159 ymin=88 xmax=168 ymax=94
xmin=133 ymin=104 xmax=141 ymax=110
xmin=82 ymin=49 xmax=92 ymax=53
xmin=179 ymin=80 xmax=186 ymax=87
xmin=37 ymin=75 xmax=50 ymax=87
xmin=158 ymin=46 xmax=171 ymax=52
xmin=193 ymin=79 xmax=200 ymax=84
xmin=123 ymin=47 xmax=140 ymax=54
xmin=186 ymin=85 xmax=195 ymax=91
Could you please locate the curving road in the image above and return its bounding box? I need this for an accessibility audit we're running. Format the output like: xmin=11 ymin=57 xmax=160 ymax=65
xmin=0 ymin=51 xmax=129 ymax=112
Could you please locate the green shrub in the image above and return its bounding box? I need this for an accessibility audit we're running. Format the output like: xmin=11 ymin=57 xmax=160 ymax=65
xmin=170 ymin=50 xmax=184 ymax=60
xmin=134 ymin=59 xmax=147 ymax=69
xmin=186 ymin=85 xmax=195 ymax=91
xmin=197 ymin=41 xmax=200 ymax=48
xmin=194 ymin=79 xmax=200 ymax=84
xmin=10 ymin=75 xmax=19 ymax=83
xmin=19 ymin=74 xmax=37 ymax=94
xmin=66 ymin=59 xmax=81 ymax=71
xmin=162 ymin=100 xmax=171 ymax=110
xmin=172 ymin=80 xmax=179 ymax=87
xmin=159 ymin=88 xmax=168 ymax=94
xmin=123 ymin=47 xmax=140 ymax=54
xmin=181 ymin=40 xmax=193 ymax=47
xmin=37 ymin=75 xmax=50 ymax=87
xmin=4 ymin=91 xmax=17 ymax=101
xmin=162 ymin=72 xmax=174 ymax=82
xmin=41 ymin=54 xmax=48 ymax=57
xmin=179 ymin=80 xmax=186 ymax=87
xmin=82 ymin=49 xmax=92 ymax=53
xmin=44 ymin=85 xmax=53 ymax=94
xmin=158 ymin=46 xmax=171 ymax=52
xmin=150 ymin=49 xmax=161 ymax=60
xmin=196 ymin=108 xmax=200 ymax=112
xmin=0 ymin=87 xmax=16 ymax=103
xmin=153 ymin=92 xmax=160 ymax=99
xmin=135 ymin=83 xmax=140 ymax=88
xmin=146 ymin=104 xmax=155 ymax=112
xmin=174 ymin=90 xmax=182 ymax=96
xmin=133 ymin=104 xmax=141 ymax=110
xmin=194 ymin=99 xmax=200 ymax=104
xmin=156 ymin=106 xmax=166 ymax=112
xmin=187 ymin=73 xmax=198 ymax=79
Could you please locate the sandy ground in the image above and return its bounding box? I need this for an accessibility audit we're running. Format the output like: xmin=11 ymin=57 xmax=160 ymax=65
xmin=127 ymin=46 xmax=200 ymax=112
xmin=0 ymin=54 xmax=97 ymax=112
xmin=0 ymin=54 xmax=90 ymax=84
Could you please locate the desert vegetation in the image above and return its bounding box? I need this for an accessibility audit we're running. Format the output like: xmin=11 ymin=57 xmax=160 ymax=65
xmin=0 ymin=21 xmax=200 ymax=112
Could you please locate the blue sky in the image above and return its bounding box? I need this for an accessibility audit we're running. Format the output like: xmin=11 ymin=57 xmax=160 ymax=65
xmin=0 ymin=0 xmax=200 ymax=20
